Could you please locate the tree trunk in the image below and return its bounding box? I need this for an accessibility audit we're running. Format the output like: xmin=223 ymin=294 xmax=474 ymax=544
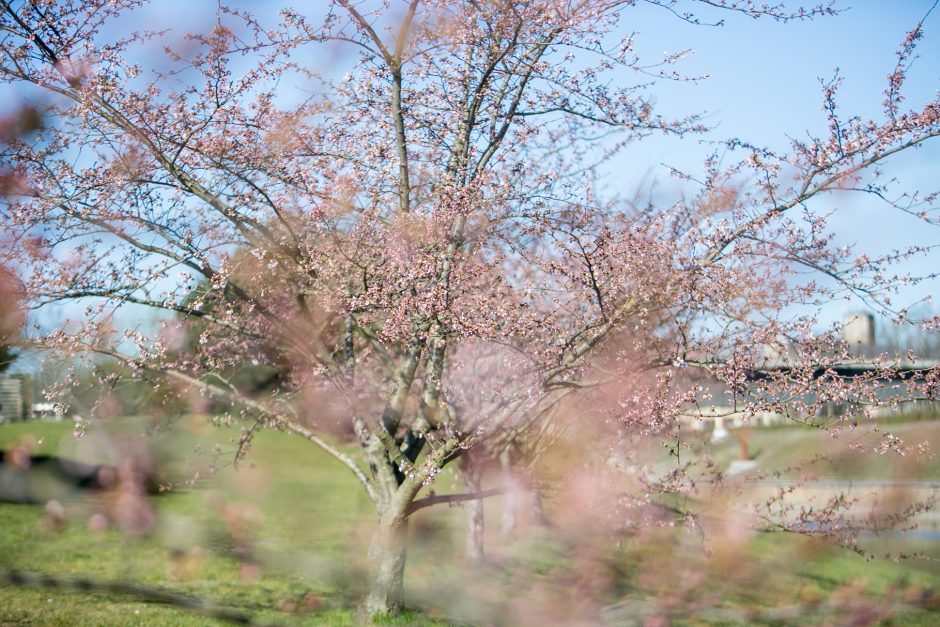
xmin=532 ymin=489 xmax=550 ymax=526
xmin=364 ymin=516 xmax=409 ymax=618
xmin=463 ymin=459 xmax=485 ymax=564
xmin=500 ymin=448 xmax=517 ymax=537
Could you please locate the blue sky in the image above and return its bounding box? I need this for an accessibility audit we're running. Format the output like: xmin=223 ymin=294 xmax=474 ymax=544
xmin=604 ymin=1 xmax=940 ymax=327
xmin=6 ymin=1 xmax=940 ymax=361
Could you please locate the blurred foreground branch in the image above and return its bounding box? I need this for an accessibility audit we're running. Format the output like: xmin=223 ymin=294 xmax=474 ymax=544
xmin=0 ymin=569 xmax=275 ymax=626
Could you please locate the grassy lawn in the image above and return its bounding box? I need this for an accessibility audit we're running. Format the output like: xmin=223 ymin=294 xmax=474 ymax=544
xmin=0 ymin=418 xmax=938 ymax=624
xmin=0 ymin=419 xmax=444 ymax=625
xmin=682 ymin=418 xmax=940 ymax=481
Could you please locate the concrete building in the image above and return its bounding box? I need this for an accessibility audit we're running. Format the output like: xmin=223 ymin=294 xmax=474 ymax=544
xmin=0 ymin=376 xmax=24 ymax=422
xmin=843 ymin=312 xmax=875 ymax=347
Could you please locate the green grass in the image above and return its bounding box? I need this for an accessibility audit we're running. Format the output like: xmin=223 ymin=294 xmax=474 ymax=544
xmin=685 ymin=418 xmax=940 ymax=480
xmin=1 ymin=418 xmax=939 ymax=624
xmin=0 ymin=418 xmax=448 ymax=625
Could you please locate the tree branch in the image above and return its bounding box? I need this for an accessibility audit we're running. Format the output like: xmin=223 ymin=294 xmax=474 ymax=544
xmin=0 ymin=570 xmax=261 ymax=625
xmin=406 ymin=487 xmax=519 ymax=515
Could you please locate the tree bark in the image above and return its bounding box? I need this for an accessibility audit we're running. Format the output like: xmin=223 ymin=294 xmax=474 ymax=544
xmin=500 ymin=448 xmax=517 ymax=537
xmin=462 ymin=459 xmax=485 ymax=564
xmin=364 ymin=515 xmax=409 ymax=618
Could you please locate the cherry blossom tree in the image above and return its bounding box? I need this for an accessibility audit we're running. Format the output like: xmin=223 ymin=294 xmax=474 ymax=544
xmin=2 ymin=0 xmax=939 ymax=616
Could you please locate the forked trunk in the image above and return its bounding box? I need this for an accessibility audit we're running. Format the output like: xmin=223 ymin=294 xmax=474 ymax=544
xmin=364 ymin=516 xmax=409 ymax=618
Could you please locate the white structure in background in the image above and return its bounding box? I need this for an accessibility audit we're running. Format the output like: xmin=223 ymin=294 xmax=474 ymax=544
xmin=686 ymin=408 xmax=786 ymax=437
xmin=31 ymin=402 xmax=66 ymax=421
xmin=843 ymin=312 xmax=875 ymax=347
xmin=728 ymin=458 xmax=758 ymax=475
xmin=710 ymin=416 xmax=730 ymax=442
xmin=0 ymin=377 xmax=23 ymax=422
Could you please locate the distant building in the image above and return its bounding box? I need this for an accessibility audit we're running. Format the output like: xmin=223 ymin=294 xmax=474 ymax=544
xmin=843 ymin=312 xmax=875 ymax=347
xmin=0 ymin=377 xmax=24 ymax=422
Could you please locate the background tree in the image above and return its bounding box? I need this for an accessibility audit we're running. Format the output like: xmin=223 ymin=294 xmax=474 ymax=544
xmin=2 ymin=0 xmax=940 ymax=617
xmin=0 ymin=344 xmax=13 ymax=375
xmin=0 ymin=264 xmax=22 ymax=375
